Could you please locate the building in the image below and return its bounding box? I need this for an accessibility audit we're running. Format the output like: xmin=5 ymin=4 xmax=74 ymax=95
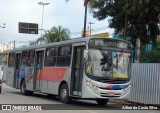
xmin=82 ymin=30 xmax=110 ymax=38
xmin=0 ymin=43 xmax=14 ymax=52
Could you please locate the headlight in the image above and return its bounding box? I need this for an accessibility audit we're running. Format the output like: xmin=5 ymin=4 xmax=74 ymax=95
xmin=123 ymin=85 xmax=131 ymax=91
xmin=85 ymin=80 xmax=98 ymax=90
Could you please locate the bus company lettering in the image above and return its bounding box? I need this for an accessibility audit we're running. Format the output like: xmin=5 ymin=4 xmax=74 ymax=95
xmin=12 ymin=105 xmax=42 ymax=111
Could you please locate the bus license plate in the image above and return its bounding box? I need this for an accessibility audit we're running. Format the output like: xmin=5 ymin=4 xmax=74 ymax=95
xmin=107 ymin=92 xmax=115 ymax=96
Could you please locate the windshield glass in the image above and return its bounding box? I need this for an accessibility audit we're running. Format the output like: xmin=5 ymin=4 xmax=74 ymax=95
xmin=85 ymin=49 xmax=131 ymax=79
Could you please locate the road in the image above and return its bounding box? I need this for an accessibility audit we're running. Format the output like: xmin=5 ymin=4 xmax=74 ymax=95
xmin=0 ymin=83 xmax=159 ymax=113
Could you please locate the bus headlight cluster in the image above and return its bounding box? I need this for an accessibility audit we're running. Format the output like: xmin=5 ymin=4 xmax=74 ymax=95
xmin=123 ymin=85 xmax=131 ymax=91
xmin=85 ymin=80 xmax=98 ymax=90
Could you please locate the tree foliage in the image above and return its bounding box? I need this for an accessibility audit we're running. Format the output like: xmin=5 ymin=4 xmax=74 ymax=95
xmin=140 ymin=46 xmax=160 ymax=63
xmin=37 ymin=26 xmax=70 ymax=43
xmin=90 ymin=0 xmax=160 ymax=48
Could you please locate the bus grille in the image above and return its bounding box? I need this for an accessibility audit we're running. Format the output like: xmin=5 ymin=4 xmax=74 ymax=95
xmin=100 ymin=93 xmax=121 ymax=97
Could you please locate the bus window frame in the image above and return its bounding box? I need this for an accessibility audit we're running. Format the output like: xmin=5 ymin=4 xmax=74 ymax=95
xmin=27 ymin=50 xmax=35 ymax=67
xmin=21 ymin=51 xmax=28 ymax=66
xmin=44 ymin=47 xmax=57 ymax=67
xmin=57 ymin=45 xmax=72 ymax=67
xmin=8 ymin=52 xmax=15 ymax=67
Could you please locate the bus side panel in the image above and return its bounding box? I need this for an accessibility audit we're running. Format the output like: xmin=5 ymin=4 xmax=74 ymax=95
xmin=16 ymin=66 xmax=34 ymax=90
xmin=47 ymin=81 xmax=54 ymax=94
xmin=40 ymin=80 xmax=48 ymax=93
xmin=51 ymin=68 xmax=71 ymax=95
xmin=17 ymin=66 xmax=34 ymax=90
xmin=36 ymin=67 xmax=70 ymax=94
xmin=36 ymin=67 xmax=67 ymax=94
xmin=25 ymin=67 xmax=34 ymax=91
xmin=4 ymin=66 xmax=14 ymax=87
xmin=37 ymin=68 xmax=67 ymax=81
xmin=16 ymin=66 xmax=26 ymax=89
xmin=2 ymin=65 xmax=7 ymax=83
xmin=0 ymin=66 xmax=3 ymax=81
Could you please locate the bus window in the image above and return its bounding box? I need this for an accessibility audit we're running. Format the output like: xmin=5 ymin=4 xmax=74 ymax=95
xmin=57 ymin=46 xmax=71 ymax=67
xmin=21 ymin=51 xmax=28 ymax=66
xmin=44 ymin=47 xmax=57 ymax=67
xmin=8 ymin=53 xmax=15 ymax=67
xmin=27 ymin=50 xmax=35 ymax=67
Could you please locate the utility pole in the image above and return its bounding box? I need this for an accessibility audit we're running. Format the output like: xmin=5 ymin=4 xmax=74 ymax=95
xmin=83 ymin=5 xmax=88 ymax=37
xmin=13 ymin=40 xmax=15 ymax=49
xmin=83 ymin=0 xmax=90 ymax=37
xmin=38 ymin=2 xmax=50 ymax=39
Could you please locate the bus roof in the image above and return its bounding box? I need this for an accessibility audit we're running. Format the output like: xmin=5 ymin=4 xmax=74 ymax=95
xmin=9 ymin=37 xmax=131 ymax=53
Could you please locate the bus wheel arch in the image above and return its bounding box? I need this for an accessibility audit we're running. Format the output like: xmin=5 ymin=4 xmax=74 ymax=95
xmin=20 ymin=78 xmax=25 ymax=87
xmin=58 ymin=81 xmax=71 ymax=104
xmin=58 ymin=81 xmax=67 ymax=95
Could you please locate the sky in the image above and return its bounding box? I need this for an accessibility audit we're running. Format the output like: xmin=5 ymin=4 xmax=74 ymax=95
xmin=0 ymin=0 xmax=114 ymax=47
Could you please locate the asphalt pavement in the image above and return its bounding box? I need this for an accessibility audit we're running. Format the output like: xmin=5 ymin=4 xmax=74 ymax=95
xmin=0 ymin=83 xmax=159 ymax=113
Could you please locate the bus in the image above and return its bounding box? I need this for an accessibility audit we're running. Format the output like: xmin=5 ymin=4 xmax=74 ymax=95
xmin=0 ymin=79 xmax=1 ymax=94
xmin=3 ymin=37 xmax=132 ymax=105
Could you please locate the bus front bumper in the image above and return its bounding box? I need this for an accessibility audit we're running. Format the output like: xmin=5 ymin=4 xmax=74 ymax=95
xmin=81 ymin=78 xmax=131 ymax=99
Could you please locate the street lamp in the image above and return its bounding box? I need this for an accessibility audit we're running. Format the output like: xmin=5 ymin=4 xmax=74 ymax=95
xmin=88 ymin=22 xmax=94 ymax=36
xmin=38 ymin=2 xmax=50 ymax=37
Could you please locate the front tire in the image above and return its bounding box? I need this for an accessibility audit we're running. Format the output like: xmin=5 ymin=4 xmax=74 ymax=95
xmin=96 ymin=99 xmax=109 ymax=105
xmin=20 ymin=80 xmax=29 ymax=95
xmin=59 ymin=84 xmax=71 ymax=104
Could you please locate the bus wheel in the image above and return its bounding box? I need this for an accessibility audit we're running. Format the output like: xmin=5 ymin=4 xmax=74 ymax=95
xmin=59 ymin=84 xmax=71 ymax=104
xmin=20 ymin=80 xmax=28 ymax=95
xmin=28 ymin=91 xmax=33 ymax=95
xmin=96 ymin=99 xmax=109 ymax=105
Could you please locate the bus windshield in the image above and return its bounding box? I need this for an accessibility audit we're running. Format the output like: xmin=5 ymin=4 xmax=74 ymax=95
xmin=85 ymin=49 xmax=131 ymax=79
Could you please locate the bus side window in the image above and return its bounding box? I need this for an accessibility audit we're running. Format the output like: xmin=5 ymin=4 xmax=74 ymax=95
xmin=27 ymin=50 xmax=35 ymax=67
xmin=8 ymin=53 xmax=15 ymax=67
xmin=57 ymin=46 xmax=71 ymax=67
xmin=21 ymin=51 xmax=28 ymax=66
xmin=44 ymin=47 xmax=57 ymax=67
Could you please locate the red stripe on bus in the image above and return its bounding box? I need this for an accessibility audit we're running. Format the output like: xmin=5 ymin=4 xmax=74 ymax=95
xmin=37 ymin=68 xmax=67 ymax=81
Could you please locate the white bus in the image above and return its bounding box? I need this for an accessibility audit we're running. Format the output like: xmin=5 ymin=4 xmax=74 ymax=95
xmin=3 ymin=37 xmax=132 ymax=105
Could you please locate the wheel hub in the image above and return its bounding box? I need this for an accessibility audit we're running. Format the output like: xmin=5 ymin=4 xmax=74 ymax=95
xmin=61 ymin=89 xmax=67 ymax=99
xmin=22 ymin=83 xmax=25 ymax=92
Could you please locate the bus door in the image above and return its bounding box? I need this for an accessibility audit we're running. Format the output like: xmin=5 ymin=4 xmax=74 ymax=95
xmin=71 ymin=46 xmax=85 ymax=96
xmin=33 ymin=50 xmax=44 ymax=91
xmin=14 ymin=53 xmax=21 ymax=88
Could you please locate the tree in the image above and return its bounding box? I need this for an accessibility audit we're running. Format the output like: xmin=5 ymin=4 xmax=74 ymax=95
xmin=89 ymin=0 xmax=160 ymax=48
xmin=37 ymin=26 xmax=70 ymax=44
